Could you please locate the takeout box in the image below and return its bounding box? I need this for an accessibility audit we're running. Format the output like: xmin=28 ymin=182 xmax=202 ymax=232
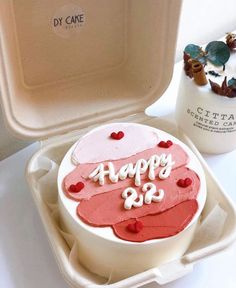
xmin=0 ymin=0 xmax=236 ymax=287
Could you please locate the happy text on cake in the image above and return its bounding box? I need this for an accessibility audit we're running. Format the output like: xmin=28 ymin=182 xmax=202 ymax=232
xmin=88 ymin=153 xmax=174 ymax=209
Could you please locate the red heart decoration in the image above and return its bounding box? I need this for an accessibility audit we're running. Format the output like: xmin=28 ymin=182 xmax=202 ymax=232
xmin=110 ymin=131 xmax=124 ymax=140
xmin=166 ymin=140 xmax=173 ymax=147
xmin=158 ymin=140 xmax=173 ymax=148
xmin=184 ymin=178 xmax=192 ymax=186
xmin=69 ymin=182 xmax=85 ymax=193
xmin=177 ymin=178 xmax=192 ymax=188
xmin=127 ymin=220 xmax=144 ymax=233
xmin=177 ymin=179 xmax=185 ymax=187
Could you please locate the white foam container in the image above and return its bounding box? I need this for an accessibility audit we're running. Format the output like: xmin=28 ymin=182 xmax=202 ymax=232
xmin=0 ymin=0 xmax=236 ymax=287
xmin=26 ymin=115 xmax=236 ymax=287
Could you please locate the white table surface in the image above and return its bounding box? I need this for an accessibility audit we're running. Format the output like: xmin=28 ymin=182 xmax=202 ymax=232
xmin=0 ymin=63 xmax=236 ymax=288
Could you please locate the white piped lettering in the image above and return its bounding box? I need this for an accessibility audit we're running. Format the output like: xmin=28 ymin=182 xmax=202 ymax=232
xmin=88 ymin=154 xmax=175 ymax=186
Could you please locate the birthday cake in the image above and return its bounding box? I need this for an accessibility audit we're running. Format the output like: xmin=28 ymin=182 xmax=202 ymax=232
xmin=57 ymin=123 xmax=206 ymax=281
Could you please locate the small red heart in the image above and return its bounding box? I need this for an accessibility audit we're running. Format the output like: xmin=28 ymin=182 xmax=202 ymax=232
xmin=127 ymin=220 xmax=144 ymax=233
xmin=177 ymin=178 xmax=192 ymax=188
xmin=158 ymin=141 xmax=166 ymax=148
xmin=166 ymin=140 xmax=173 ymax=147
xmin=184 ymin=178 xmax=192 ymax=186
xmin=111 ymin=132 xmax=118 ymax=139
xmin=177 ymin=179 xmax=185 ymax=187
xmin=117 ymin=131 xmax=124 ymax=139
xmin=127 ymin=223 xmax=136 ymax=233
xmin=134 ymin=220 xmax=144 ymax=232
xmin=158 ymin=140 xmax=173 ymax=148
xmin=69 ymin=182 xmax=85 ymax=193
xmin=110 ymin=131 xmax=124 ymax=140
xmin=69 ymin=184 xmax=77 ymax=193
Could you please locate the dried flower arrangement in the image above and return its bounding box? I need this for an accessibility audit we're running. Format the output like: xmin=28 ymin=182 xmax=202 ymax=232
xmin=183 ymin=33 xmax=236 ymax=98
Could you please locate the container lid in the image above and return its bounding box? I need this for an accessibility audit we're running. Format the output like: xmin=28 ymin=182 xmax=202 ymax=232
xmin=0 ymin=0 xmax=181 ymax=140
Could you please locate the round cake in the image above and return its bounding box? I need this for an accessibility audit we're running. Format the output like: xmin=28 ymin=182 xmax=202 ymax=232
xmin=176 ymin=33 xmax=236 ymax=154
xmin=57 ymin=122 xmax=206 ymax=281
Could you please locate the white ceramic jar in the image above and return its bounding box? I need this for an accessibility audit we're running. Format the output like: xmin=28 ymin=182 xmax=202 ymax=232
xmin=176 ymin=71 xmax=236 ymax=154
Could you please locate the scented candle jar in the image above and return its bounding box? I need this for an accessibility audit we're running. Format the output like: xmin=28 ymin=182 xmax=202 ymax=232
xmin=176 ymin=34 xmax=236 ymax=154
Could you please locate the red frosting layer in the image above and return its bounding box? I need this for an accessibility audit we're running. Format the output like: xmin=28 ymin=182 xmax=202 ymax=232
xmin=112 ymin=200 xmax=198 ymax=242
xmin=63 ymin=144 xmax=189 ymax=201
xmin=77 ymin=167 xmax=200 ymax=226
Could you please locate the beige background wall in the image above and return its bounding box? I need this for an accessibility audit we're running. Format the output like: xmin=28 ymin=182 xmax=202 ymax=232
xmin=0 ymin=0 xmax=236 ymax=159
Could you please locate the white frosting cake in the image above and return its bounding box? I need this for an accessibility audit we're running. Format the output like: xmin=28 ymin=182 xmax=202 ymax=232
xmin=57 ymin=123 xmax=206 ymax=281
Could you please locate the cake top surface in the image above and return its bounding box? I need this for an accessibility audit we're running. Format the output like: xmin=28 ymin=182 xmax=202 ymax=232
xmin=72 ymin=123 xmax=159 ymax=164
xmin=58 ymin=123 xmax=206 ymax=244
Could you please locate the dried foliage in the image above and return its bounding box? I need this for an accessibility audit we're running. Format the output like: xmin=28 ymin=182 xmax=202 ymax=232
xmin=183 ymin=52 xmax=193 ymax=78
xmin=226 ymin=33 xmax=236 ymax=50
xmin=209 ymin=77 xmax=236 ymax=98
